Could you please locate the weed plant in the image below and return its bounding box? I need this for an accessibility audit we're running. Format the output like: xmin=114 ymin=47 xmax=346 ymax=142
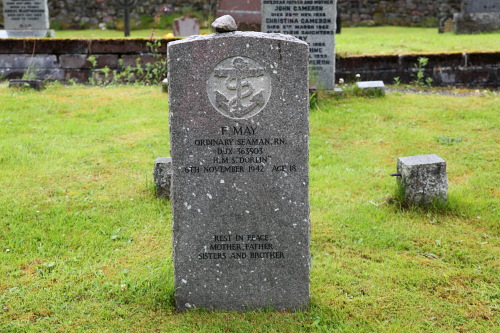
xmin=88 ymin=40 xmax=167 ymax=86
xmin=0 ymin=84 xmax=498 ymax=332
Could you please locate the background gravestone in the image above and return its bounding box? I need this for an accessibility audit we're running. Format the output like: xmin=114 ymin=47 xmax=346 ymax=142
xmin=168 ymin=21 xmax=310 ymax=311
xmin=173 ymin=17 xmax=200 ymax=37
xmin=261 ymin=0 xmax=337 ymax=90
xmin=454 ymin=0 xmax=500 ymax=34
xmin=1 ymin=0 xmax=54 ymax=38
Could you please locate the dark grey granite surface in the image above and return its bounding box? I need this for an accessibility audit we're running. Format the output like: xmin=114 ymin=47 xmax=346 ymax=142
xmin=168 ymin=29 xmax=310 ymax=311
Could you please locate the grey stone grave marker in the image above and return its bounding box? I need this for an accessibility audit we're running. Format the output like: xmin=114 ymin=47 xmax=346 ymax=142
xmin=168 ymin=16 xmax=310 ymax=311
xmin=395 ymin=154 xmax=448 ymax=205
xmin=1 ymin=0 xmax=54 ymax=38
xmin=173 ymin=17 xmax=200 ymax=37
xmin=153 ymin=157 xmax=172 ymax=200
xmin=261 ymin=0 xmax=336 ymax=90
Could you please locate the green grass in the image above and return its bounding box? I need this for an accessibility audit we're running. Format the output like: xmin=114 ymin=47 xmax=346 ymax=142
xmin=51 ymin=26 xmax=500 ymax=56
xmin=0 ymin=84 xmax=498 ymax=332
xmin=335 ymin=27 xmax=500 ymax=55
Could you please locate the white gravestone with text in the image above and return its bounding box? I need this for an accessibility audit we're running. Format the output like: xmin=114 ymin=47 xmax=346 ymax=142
xmin=1 ymin=0 xmax=54 ymax=38
xmin=261 ymin=0 xmax=336 ymax=90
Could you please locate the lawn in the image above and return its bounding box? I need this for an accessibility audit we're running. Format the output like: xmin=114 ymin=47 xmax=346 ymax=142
xmin=52 ymin=27 xmax=500 ymax=56
xmin=0 ymin=84 xmax=498 ymax=332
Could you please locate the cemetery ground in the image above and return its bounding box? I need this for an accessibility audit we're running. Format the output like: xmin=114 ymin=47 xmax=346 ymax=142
xmin=0 ymin=84 xmax=498 ymax=332
xmin=51 ymin=27 xmax=500 ymax=55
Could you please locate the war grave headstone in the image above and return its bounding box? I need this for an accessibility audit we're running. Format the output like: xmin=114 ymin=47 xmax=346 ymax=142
xmin=168 ymin=16 xmax=310 ymax=311
xmin=261 ymin=0 xmax=336 ymax=90
xmin=173 ymin=17 xmax=200 ymax=37
xmin=454 ymin=0 xmax=500 ymax=34
xmin=1 ymin=0 xmax=54 ymax=38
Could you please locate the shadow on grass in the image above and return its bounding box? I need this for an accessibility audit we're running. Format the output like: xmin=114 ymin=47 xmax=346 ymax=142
xmin=386 ymin=183 xmax=462 ymax=218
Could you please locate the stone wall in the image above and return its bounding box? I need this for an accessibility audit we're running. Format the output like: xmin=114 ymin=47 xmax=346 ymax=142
xmin=0 ymin=39 xmax=498 ymax=88
xmin=0 ymin=0 xmax=215 ymax=29
xmin=338 ymin=0 xmax=462 ymax=27
xmin=0 ymin=0 xmax=462 ymax=29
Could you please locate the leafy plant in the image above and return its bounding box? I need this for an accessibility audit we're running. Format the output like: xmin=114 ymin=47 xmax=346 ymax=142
xmin=21 ymin=62 xmax=39 ymax=80
xmin=309 ymin=92 xmax=318 ymax=109
xmin=87 ymin=41 xmax=167 ymax=86
xmin=412 ymin=56 xmax=432 ymax=87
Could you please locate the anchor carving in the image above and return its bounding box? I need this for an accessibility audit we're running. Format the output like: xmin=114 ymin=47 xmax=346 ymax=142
xmin=214 ymin=57 xmax=266 ymax=118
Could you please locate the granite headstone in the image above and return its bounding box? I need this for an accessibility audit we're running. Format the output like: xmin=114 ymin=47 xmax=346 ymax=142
xmin=168 ymin=17 xmax=310 ymax=311
xmin=261 ymin=0 xmax=336 ymax=90
xmin=1 ymin=0 xmax=54 ymax=38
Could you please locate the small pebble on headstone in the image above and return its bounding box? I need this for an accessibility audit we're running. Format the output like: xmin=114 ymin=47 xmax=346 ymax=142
xmin=211 ymin=15 xmax=238 ymax=33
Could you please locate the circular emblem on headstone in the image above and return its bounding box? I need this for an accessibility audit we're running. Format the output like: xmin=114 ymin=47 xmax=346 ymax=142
xmin=207 ymin=56 xmax=272 ymax=119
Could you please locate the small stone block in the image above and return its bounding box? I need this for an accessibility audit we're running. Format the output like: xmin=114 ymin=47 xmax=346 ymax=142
xmin=397 ymin=154 xmax=448 ymax=205
xmin=9 ymin=79 xmax=45 ymax=91
xmin=332 ymin=87 xmax=344 ymax=96
xmin=356 ymin=80 xmax=385 ymax=95
xmin=153 ymin=157 xmax=172 ymax=200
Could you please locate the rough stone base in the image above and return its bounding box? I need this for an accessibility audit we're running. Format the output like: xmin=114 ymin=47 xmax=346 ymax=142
xmin=454 ymin=12 xmax=500 ymax=34
xmin=153 ymin=157 xmax=172 ymax=200
xmin=9 ymin=79 xmax=45 ymax=90
xmin=397 ymin=154 xmax=448 ymax=205
xmin=0 ymin=30 xmax=55 ymax=38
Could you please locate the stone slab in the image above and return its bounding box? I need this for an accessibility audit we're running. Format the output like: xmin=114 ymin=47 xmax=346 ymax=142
xmin=0 ymin=29 xmax=54 ymax=38
xmin=168 ymin=31 xmax=310 ymax=311
xmin=3 ymin=0 xmax=50 ymax=30
xmin=397 ymin=154 xmax=448 ymax=205
xmin=356 ymin=80 xmax=385 ymax=96
xmin=461 ymin=0 xmax=499 ymax=13
xmin=261 ymin=0 xmax=336 ymax=90
xmin=9 ymin=79 xmax=44 ymax=90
